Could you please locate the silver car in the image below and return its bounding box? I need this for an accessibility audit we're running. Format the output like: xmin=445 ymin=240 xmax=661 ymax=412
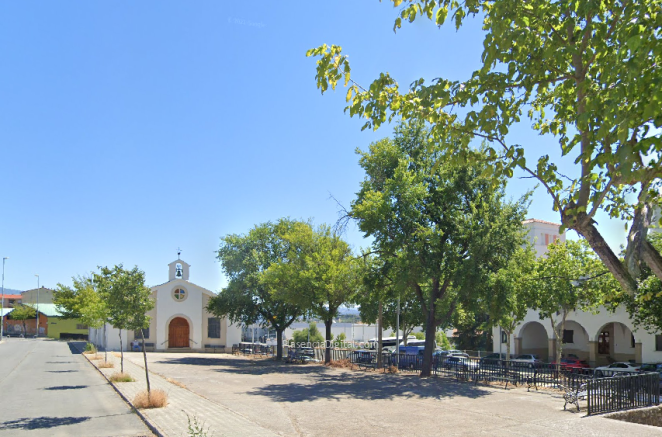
xmin=594 ymin=362 xmax=640 ymax=377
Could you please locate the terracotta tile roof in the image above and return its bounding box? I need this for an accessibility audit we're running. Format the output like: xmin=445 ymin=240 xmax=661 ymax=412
xmin=1 ymin=295 xmax=22 ymax=300
xmin=522 ymin=218 xmax=562 ymax=226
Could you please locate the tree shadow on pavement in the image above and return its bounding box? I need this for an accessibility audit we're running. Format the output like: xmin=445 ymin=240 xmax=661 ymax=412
xmin=43 ymin=385 xmax=88 ymax=390
xmin=67 ymin=342 xmax=86 ymax=354
xmin=0 ymin=416 xmax=90 ymax=430
xmin=246 ymin=373 xmax=491 ymax=403
xmin=156 ymin=356 xmax=334 ymax=376
xmin=46 ymin=370 xmax=78 ymax=373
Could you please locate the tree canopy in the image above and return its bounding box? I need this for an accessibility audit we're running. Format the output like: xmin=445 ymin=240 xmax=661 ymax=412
xmin=350 ymin=121 xmax=528 ymax=376
xmin=307 ymin=0 xmax=662 ymax=296
xmin=531 ymin=239 xmax=609 ymax=361
xmin=207 ymin=218 xmax=306 ymax=359
xmin=265 ymin=223 xmax=362 ymax=364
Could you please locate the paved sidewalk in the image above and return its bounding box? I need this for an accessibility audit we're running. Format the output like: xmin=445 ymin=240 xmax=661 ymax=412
xmin=84 ymin=351 xmax=278 ymax=437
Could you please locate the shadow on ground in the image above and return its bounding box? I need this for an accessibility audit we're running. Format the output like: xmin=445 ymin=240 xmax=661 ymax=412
xmin=156 ymin=356 xmax=340 ymax=376
xmin=155 ymin=356 xmax=491 ymax=402
xmin=43 ymin=385 xmax=88 ymax=391
xmin=248 ymin=372 xmax=491 ymax=402
xmin=46 ymin=370 xmax=78 ymax=373
xmin=67 ymin=342 xmax=86 ymax=354
xmin=0 ymin=416 xmax=90 ymax=430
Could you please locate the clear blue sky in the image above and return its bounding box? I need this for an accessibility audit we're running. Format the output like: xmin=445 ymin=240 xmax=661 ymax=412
xmin=0 ymin=1 xmax=627 ymax=292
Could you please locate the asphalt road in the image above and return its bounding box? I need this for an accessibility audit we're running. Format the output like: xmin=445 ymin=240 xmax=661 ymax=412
xmin=0 ymin=338 xmax=152 ymax=437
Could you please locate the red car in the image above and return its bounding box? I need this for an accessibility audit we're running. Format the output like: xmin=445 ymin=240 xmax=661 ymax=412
xmin=552 ymin=358 xmax=590 ymax=371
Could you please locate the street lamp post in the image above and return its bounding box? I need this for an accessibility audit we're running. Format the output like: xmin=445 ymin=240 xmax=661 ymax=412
xmin=1 ymin=257 xmax=8 ymax=339
xmin=35 ymin=274 xmax=39 ymax=338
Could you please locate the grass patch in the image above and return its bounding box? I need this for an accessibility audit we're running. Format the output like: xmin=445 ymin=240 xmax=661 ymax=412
xmin=133 ymin=389 xmax=168 ymax=409
xmin=87 ymin=354 xmax=102 ymax=360
xmin=98 ymin=361 xmax=114 ymax=368
xmin=83 ymin=342 xmax=97 ymax=354
xmin=109 ymin=372 xmax=134 ymax=383
xmin=113 ymin=352 xmax=122 ymax=358
xmin=166 ymin=377 xmax=187 ymax=389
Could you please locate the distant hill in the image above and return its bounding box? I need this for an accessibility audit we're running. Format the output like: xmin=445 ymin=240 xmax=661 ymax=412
xmin=1 ymin=288 xmax=22 ymax=295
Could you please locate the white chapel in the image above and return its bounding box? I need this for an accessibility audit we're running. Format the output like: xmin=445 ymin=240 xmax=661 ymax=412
xmin=89 ymin=259 xmax=241 ymax=352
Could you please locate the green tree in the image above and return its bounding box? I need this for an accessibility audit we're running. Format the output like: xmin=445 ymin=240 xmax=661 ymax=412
xmin=94 ymin=265 xmax=154 ymax=375
xmin=336 ymin=332 xmax=347 ymax=346
xmin=207 ymin=219 xmax=305 ymax=360
xmin=436 ymin=330 xmax=452 ymax=350
xmin=54 ymin=275 xmax=110 ymax=360
xmin=620 ymin=233 xmax=662 ymax=335
xmin=291 ymin=321 xmax=326 ymax=346
xmin=487 ymin=245 xmax=538 ymax=363
xmin=266 ymin=223 xmax=362 ymax=364
xmin=350 ymin=122 xmax=528 ymax=376
xmin=356 ymin=255 xmax=425 ymax=348
xmin=532 ymin=240 xmax=608 ymax=362
xmin=10 ymin=304 xmax=36 ymax=335
xmin=307 ymin=0 xmax=662 ymax=296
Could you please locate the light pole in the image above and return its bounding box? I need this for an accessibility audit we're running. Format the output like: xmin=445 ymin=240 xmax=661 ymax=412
xmin=35 ymin=274 xmax=39 ymax=338
xmin=1 ymin=257 xmax=8 ymax=339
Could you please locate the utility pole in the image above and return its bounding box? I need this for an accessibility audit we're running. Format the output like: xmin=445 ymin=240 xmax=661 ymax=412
xmin=377 ymin=301 xmax=383 ymax=368
xmin=35 ymin=275 xmax=39 ymax=338
xmin=1 ymin=257 xmax=8 ymax=339
xmin=396 ymin=295 xmax=400 ymax=366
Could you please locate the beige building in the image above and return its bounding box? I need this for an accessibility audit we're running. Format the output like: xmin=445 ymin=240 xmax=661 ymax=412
xmin=89 ymin=259 xmax=241 ymax=353
xmin=494 ymin=218 xmax=661 ymax=366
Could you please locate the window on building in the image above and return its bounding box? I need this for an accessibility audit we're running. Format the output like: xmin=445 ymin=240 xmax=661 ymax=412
xmin=76 ymin=324 xmax=88 ymax=330
xmin=501 ymin=331 xmax=507 ymax=344
xmin=134 ymin=328 xmax=149 ymax=339
xmin=656 ymin=335 xmax=662 ymax=352
xmin=173 ymin=288 xmax=187 ymax=301
xmin=562 ymin=329 xmax=574 ymax=344
xmin=632 ymin=334 xmax=636 ymax=348
xmin=208 ymin=318 xmax=221 ymax=339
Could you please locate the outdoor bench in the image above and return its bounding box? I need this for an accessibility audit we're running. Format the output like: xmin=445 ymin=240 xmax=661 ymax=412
xmin=204 ymin=344 xmax=225 ymax=353
xmin=143 ymin=343 xmax=155 ymax=352
xmin=479 ymin=371 xmax=519 ymax=389
xmin=562 ymin=383 xmax=588 ymax=411
xmin=526 ymin=372 xmax=558 ymax=391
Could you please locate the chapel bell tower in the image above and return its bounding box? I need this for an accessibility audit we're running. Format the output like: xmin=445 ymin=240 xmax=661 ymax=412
xmin=168 ymin=259 xmax=190 ymax=281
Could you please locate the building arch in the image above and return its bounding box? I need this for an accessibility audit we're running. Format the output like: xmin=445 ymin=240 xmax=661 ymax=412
xmin=594 ymin=321 xmax=638 ymax=365
xmin=555 ymin=319 xmax=590 ymax=361
xmin=517 ymin=321 xmax=549 ymax=361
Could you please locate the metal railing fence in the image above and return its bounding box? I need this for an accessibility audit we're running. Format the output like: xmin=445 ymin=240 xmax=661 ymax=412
xmin=587 ymin=372 xmax=660 ymax=415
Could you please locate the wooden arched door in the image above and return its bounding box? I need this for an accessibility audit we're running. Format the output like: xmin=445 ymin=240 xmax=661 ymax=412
xmin=168 ymin=317 xmax=190 ymax=348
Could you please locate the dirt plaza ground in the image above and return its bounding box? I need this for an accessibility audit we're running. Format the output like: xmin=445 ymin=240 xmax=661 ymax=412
xmin=120 ymin=352 xmax=662 ymax=437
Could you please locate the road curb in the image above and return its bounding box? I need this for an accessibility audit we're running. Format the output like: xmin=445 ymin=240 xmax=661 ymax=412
xmin=75 ymin=344 xmax=165 ymax=437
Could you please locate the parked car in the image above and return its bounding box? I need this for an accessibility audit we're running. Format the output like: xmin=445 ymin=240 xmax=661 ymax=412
xmin=479 ymin=353 xmax=513 ymax=368
xmin=639 ymin=363 xmax=662 ymax=393
xmin=594 ymin=362 xmax=641 ymax=377
xmin=551 ymin=358 xmax=590 ymax=371
xmin=433 ymin=350 xmax=465 ymax=358
xmin=510 ymin=354 xmax=543 ymax=368
xmin=442 ymin=356 xmax=479 ymax=371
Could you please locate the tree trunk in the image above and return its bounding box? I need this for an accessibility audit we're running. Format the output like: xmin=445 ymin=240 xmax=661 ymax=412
xmin=276 ymin=328 xmax=283 ymax=360
xmin=572 ymin=217 xmax=637 ymax=295
xmin=119 ymin=329 xmax=124 ymax=373
xmin=141 ymin=329 xmax=150 ymax=393
xmin=104 ymin=324 xmax=107 ymax=362
xmin=505 ymin=328 xmax=511 ymax=365
xmin=642 ymin=239 xmax=662 ymax=284
xmin=325 ymin=318 xmax=332 ymax=364
xmin=377 ymin=301 xmax=383 ymax=368
xmin=421 ymin=314 xmax=436 ymax=377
